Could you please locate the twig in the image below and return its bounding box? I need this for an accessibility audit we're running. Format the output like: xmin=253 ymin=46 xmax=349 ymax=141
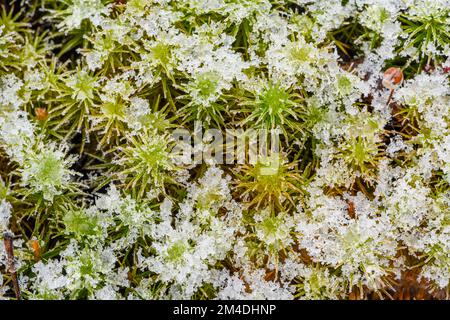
xmin=3 ymin=232 xmax=21 ymax=300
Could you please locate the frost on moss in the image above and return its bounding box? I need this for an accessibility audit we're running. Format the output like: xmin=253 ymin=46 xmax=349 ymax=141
xmin=0 ymin=0 xmax=449 ymax=300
